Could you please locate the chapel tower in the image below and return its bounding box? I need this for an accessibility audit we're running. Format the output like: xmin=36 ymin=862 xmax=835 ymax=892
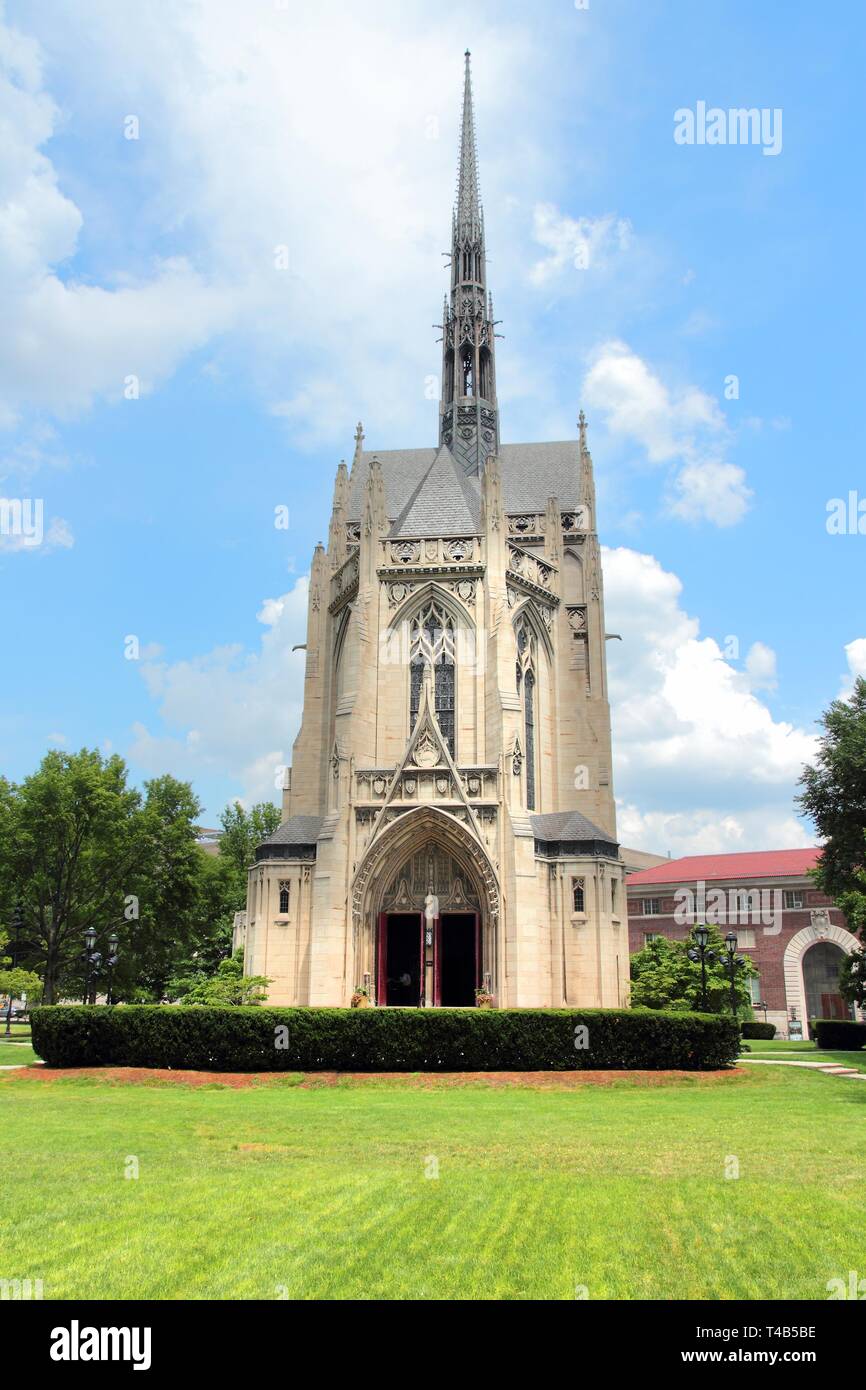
xmin=242 ymin=55 xmax=626 ymax=1011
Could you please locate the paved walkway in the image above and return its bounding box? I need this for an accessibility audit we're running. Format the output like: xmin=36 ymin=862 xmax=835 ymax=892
xmin=741 ymin=1057 xmax=866 ymax=1080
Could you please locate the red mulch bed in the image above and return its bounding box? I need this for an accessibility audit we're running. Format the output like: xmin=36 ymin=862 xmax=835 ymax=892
xmin=0 ymin=1065 xmax=747 ymax=1090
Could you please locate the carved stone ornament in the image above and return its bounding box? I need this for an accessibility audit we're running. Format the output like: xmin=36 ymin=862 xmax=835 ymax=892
xmin=447 ymin=538 xmax=473 ymax=562
xmin=412 ymin=733 xmax=440 ymax=769
xmin=390 ymin=540 xmax=420 ymax=565
xmin=372 ymin=776 xmax=387 ymax=796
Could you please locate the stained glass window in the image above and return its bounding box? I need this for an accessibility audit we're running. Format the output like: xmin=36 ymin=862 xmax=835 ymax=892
xmin=408 ymin=601 xmax=456 ymax=756
xmin=524 ymin=669 xmax=536 ymax=810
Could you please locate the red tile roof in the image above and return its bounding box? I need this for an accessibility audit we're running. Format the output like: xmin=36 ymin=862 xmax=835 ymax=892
xmin=626 ymin=848 xmax=822 ymax=886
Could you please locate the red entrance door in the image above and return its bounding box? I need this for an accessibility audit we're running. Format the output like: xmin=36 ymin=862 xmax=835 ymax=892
xmin=377 ymin=912 xmax=424 ymax=1006
xmin=435 ymin=911 xmax=480 ymax=1007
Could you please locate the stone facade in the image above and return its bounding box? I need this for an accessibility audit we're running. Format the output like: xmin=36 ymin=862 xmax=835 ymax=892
xmin=244 ymin=54 xmax=626 ymax=1008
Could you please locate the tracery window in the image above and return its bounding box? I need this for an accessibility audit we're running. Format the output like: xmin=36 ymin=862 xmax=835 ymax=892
xmin=515 ymin=614 xmax=538 ymax=810
xmin=278 ymin=881 xmax=290 ymax=915
xmin=409 ymin=600 xmax=456 ymax=756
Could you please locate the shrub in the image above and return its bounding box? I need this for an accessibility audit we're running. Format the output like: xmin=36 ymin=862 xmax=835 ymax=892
xmin=812 ymin=1018 xmax=866 ymax=1050
xmin=741 ymin=1021 xmax=776 ymax=1040
xmin=32 ymin=1005 xmax=739 ymax=1072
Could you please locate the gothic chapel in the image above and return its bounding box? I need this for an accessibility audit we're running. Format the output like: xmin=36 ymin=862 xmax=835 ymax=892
xmin=244 ymin=54 xmax=627 ymax=1008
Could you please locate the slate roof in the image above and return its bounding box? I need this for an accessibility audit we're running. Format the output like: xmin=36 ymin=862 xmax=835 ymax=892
xmin=530 ymin=810 xmax=617 ymax=845
xmin=347 ymin=440 xmax=582 ymax=537
xmin=627 ymin=848 xmax=822 ymax=886
xmin=255 ymin=815 xmax=324 ymax=859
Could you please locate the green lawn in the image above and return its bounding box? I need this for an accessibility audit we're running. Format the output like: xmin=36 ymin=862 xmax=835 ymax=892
xmin=1 ymin=1064 xmax=864 ymax=1300
xmin=0 ymin=1041 xmax=39 ymax=1065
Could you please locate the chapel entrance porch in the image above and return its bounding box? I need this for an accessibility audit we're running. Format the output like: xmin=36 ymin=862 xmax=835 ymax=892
xmin=377 ymin=909 xmax=480 ymax=1007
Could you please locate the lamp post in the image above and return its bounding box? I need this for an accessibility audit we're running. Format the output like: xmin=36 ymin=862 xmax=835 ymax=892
xmin=687 ymin=924 xmax=717 ymax=1011
xmin=722 ymin=930 xmax=747 ymax=1019
xmin=106 ymin=933 xmax=120 ymax=1006
xmin=83 ymin=927 xmax=101 ymax=1006
xmin=4 ymin=902 xmax=24 ymax=1037
xmin=83 ymin=927 xmax=121 ymax=1005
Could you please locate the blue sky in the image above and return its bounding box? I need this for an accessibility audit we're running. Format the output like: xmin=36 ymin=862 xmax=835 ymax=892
xmin=1 ymin=0 xmax=863 ymax=853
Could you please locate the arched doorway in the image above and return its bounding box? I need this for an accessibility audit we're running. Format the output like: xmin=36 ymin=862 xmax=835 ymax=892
xmin=802 ymin=941 xmax=851 ymax=1025
xmin=377 ymin=846 xmax=481 ymax=1006
xmin=352 ymin=807 xmax=499 ymax=1007
xmin=783 ymin=919 xmax=859 ymax=1038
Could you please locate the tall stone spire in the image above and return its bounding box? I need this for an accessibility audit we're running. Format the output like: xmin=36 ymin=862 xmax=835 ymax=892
xmin=439 ymin=50 xmax=499 ymax=477
xmin=455 ymin=49 xmax=481 ymax=239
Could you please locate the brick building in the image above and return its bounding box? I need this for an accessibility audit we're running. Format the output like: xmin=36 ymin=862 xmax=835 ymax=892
xmin=626 ymin=849 xmax=860 ymax=1039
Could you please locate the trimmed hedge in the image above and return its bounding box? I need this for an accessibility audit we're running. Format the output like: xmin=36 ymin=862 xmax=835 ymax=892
xmin=741 ymin=1021 xmax=776 ymax=1040
xmin=32 ymin=1005 xmax=739 ymax=1072
xmin=812 ymin=1018 xmax=866 ymax=1050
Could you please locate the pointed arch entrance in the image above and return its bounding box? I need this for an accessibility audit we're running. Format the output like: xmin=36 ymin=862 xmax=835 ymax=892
xmin=352 ymin=806 xmax=499 ymax=1007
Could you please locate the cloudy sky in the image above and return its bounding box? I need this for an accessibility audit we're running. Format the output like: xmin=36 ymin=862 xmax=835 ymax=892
xmin=1 ymin=0 xmax=863 ymax=853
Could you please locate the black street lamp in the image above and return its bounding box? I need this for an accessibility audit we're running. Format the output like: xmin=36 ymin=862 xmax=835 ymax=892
xmin=106 ymin=932 xmax=120 ymax=1006
xmin=83 ymin=927 xmax=101 ymax=1006
xmin=82 ymin=927 xmax=121 ymax=1005
xmin=4 ymin=902 xmax=24 ymax=1037
xmin=722 ymin=930 xmax=748 ymax=1019
xmin=687 ymin=924 xmax=718 ymax=1011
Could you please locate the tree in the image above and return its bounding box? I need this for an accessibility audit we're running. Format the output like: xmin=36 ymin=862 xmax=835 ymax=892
xmin=218 ymin=800 xmax=281 ymax=901
xmin=0 ymin=750 xmax=207 ymax=1004
xmin=839 ymin=950 xmax=866 ymax=1009
xmin=172 ymin=949 xmax=270 ymax=1006
xmin=4 ymin=750 xmax=143 ymax=1003
xmin=798 ymin=677 xmax=866 ymax=939
xmin=630 ymin=928 xmax=757 ymax=1014
xmin=0 ymin=966 xmax=43 ymax=1008
xmin=117 ymin=775 xmax=205 ymax=1000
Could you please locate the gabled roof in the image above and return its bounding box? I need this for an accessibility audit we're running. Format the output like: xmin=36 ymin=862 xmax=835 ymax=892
xmin=627 ymin=848 xmax=822 ymax=887
xmin=390 ymin=445 xmax=478 ymax=538
xmin=347 ymin=440 xmax=582 ymax=536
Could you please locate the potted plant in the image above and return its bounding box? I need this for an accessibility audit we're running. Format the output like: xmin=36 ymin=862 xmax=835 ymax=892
xmin=351 ymin=986 xmax=373 ymax=1008
xmin=475 ymin=988 xmax=495 ymax=1009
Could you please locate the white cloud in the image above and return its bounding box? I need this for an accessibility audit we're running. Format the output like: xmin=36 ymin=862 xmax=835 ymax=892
xmin=128 ymin=578 xmax=309 ymax=805
xmin=1 ymin=2 xmax=543 ymax=445
xmin=744 ymin=640 xmax=778 ymax=693
xmin=603 ymin=546 xmax=817 ymax=853
xmin=840 ymin=637 xmax=866 ymax=698
xmin=0 ymin=14 xmax=236 ymax=422
xmin=529 ymin=204 xmax=632 ymax=284
xmin=583 ymin=341 xmax=752 ymax=525
xmin=669 ymin=460 xmax=752 ymax=526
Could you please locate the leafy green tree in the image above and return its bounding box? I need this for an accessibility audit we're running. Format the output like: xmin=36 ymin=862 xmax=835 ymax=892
xmin=0 ymin=750 xmax=208 ymax=1004
xmin=630 ymin=927 xmax=757 ymax=1014
xmin=218 ymin=800 xmax=281 ymax=901
xmin=173 ymin=949 xmax=270 ymax=1006
xmin=798 ymin=677 xmax=866 ymax=938
xmin=2 ymin=750 xmax=143 ymax=1003
xmin=0 ymin=966 xmax=42 ymax=1008
xmin=839 ymin=949 xmax=866 ymax=1009
xmin=117 ymin=775 xmax=205 ymax=1000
